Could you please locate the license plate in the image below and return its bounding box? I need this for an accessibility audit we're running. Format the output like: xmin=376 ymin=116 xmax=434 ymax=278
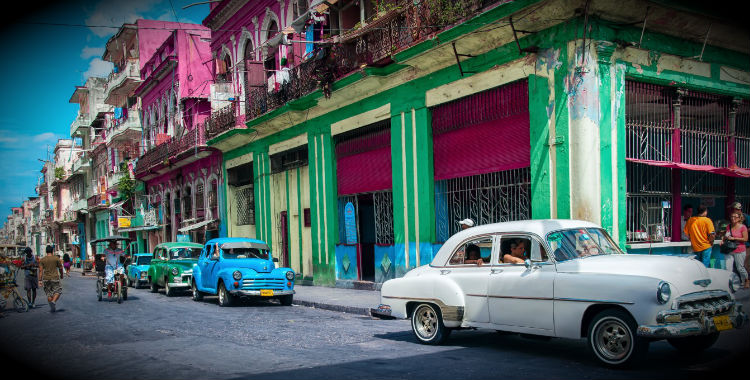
xmin=260 ymin=289 xmax=274 ymax=297
xmin=713 ymin=315 xmax=733 ymax=331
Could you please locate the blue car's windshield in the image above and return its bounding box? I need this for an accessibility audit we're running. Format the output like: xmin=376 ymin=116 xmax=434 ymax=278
xmin=135 ymin=256 xmax=152 ymax=266
xmin=170 ymin=247 xmax=202 ymax=259
xmin=221 ymin=247 xmax=270 ymax=260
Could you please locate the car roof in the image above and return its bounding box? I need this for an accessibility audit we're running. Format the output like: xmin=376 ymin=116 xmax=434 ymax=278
xmin=432 ymin=219 xmax=602 ymax=266
xmin=133 ymin=253 xmax=152 ymax=256
xmin=155 ymin=242 xmax=204 ymax=249
xmin=205 ymin=237 xmax=268 ymax=245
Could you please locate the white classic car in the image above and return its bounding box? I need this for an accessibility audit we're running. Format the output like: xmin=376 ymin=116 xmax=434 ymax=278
xmin=377 ymin=219 xmax=747 ymax=367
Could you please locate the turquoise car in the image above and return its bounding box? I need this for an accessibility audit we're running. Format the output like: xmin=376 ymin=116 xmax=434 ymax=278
xmin=127 ymin=253 xmax=152 ymax=289
xmin=191 ymin=238 xmax=295 ymax=307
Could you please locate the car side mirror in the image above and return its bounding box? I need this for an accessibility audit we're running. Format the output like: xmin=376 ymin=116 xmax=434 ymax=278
xmin=273 ymin=257 xmax=279 ymax=263
xmin=524 ymin=259 xmax=532 ymax=269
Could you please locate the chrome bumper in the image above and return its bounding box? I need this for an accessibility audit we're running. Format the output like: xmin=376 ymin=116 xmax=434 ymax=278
xmin=230 ymin=289 xmax=295 ymax=297
xmin=638 ymin=306 xmax=747 ymax=338
xmin=167 ymin=282 xmax=191 ymax=288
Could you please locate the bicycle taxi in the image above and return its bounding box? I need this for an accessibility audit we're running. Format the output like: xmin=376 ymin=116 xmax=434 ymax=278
xmin=0 ymin=252 xmax=29 ymax=313
xmin=90 ymin=236 xmax=131 ymax=303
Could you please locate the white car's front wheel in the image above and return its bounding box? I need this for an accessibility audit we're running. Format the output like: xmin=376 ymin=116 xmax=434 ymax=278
xmin=587 ymin=309 xmax=648 ymax=367
xmin=411 ymin=303 xmax=451 ymax=345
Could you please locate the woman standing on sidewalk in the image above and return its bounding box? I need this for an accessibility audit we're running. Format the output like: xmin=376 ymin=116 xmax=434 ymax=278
xmin=724 ymin=211 xmax=750 ymax=288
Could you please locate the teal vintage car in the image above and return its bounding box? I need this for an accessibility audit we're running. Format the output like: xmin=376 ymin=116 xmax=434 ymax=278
xmin=148 ymin=242 xmax=203 ymax=297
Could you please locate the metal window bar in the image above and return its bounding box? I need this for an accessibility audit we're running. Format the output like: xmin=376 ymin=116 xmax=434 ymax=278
xmin=736 ymin=100 xmax=750 ymax=169
xmin=626 ymin=194 xmax=673 ymax=243
xmin=680 ymin=90 xmax=729 ymax=167
xmin=434 ymin=168 xmax=531 ymax=243
xmin=337 ymin=192 xmax=395 ymax=246
xmin=681 ymin=169 xmax=729 ymax=197
xmin=235 ymin=185 xmax=255 ymax=226
xmin=625 ymin=81 xmax=673 ymax=161
xmin=736 ymin=177 xmax=750 ymax=213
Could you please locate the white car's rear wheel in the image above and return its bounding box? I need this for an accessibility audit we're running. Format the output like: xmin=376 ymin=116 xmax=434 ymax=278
xmin=411 ymin=303 xmax=451 ymax=345
xmin=587 ymin=309 xmax=648 ymax=367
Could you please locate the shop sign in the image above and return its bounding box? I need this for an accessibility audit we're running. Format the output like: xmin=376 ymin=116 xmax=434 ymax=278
xmin=118 ymin=217 xmax=131 ymax=228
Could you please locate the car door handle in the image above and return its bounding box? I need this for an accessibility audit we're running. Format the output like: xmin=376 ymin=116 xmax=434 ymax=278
xmin=491 ymin=269 xmax=503 ymax=274
xmin=440 ymin=270 xmax=451 ymax=275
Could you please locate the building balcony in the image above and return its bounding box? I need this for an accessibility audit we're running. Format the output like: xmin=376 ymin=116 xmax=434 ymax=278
xmin=70 ymin=113 xmax=91 ymax=137
xmin=135 ymin=124 xmax=212 ymax=181
xmin=106 ymin=111 xmax=141 ymax=146
xmin=87 ymin=193 xmax=109 ymax=211
xmin=70 ymin=198 xmax=88 ymax=213
xmin=208 ymin=0 xmax=503 ymax=142
xmin=104 ymin=58 xmax=142 ymax=106
xmin=71 ymin=152 xmax=91 ymax=176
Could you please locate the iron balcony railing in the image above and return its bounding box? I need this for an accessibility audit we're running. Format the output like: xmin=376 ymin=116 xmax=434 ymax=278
xmin=135 ymin=123 xmax=207 ymax=176
xmin=207 ymin=0 xmax=505 ymax=140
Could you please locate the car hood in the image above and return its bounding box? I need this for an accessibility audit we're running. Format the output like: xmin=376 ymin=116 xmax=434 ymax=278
xmin=132 ymin=264 xmax=150 ymax=272
xmin=555 ymin=254 xmax=716 ymax=295
xmin=223 ymin=259 xmax=274 ymax=273
xmin=169 ymin=260 xmax=197 ymax=270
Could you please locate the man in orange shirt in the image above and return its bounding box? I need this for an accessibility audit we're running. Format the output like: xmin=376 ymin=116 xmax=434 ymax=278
xmin=684 ymin=205 xmax=716 ymax=268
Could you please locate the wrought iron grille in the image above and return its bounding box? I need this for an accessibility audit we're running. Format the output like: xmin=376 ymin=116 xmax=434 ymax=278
xmin=736 ymin=100 xmax=750 ymax=169
xmin=434 ymin=168 xmax=531 ymax=243
xmin=626 ymin=162 xmax=672 ymax=242
xmin=235 ymin=185 xmax=255 ymax=226
xmin=736 ymin=177 xmax=750 ymax=212
xmin=625 ymin=81 xmax=674 ymax=162
xmin=337 ymin=191 xmax=395 ymax=246
xmin=680 ymin=90 xmax=729 ymax=167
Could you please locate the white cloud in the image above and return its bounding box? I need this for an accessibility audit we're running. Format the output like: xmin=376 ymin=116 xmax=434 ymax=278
xmin=81 ymin=46 xmax=104 ymax=60
xmin=84 ymin=58 xmax=114 ymax=78
xmin=85 ymin=0 xmax=164 ymax=37
xmin=33 ymin=132 xmax=58 ymax=142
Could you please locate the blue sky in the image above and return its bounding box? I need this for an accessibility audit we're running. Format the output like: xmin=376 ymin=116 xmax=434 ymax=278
xmin=0 ymin=0 xmax=209 ymax=224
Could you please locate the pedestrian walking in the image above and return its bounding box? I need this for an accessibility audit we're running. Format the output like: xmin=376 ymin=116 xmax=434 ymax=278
xmin=38 ymin=245 xmax=64 ymax=313
xmin=684 ymin=204 xmax=716 ymax=268
xmin=21 ymin=247 xmax=38 ymax=308
xmin=729 ymin=202 xmax=750 ymax=282
xmin=62 ymin=252 xmax=71 ymax=277
xmin=723 ymin=210 xmax=749 ymax=288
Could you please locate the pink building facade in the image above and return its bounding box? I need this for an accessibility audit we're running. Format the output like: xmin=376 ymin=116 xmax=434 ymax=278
xmin=135 ymin=25 xmax=222 ymax=249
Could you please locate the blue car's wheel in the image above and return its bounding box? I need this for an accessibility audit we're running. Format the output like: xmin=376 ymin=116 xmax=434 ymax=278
xmin=192 ymin=281 xmax=203 ymax=302
xmin=218 ymin=282 xmax=233 ymax=307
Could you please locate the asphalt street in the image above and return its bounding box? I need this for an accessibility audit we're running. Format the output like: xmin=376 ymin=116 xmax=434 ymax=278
xmin=1 ymin=271 xmax=748 ymax=380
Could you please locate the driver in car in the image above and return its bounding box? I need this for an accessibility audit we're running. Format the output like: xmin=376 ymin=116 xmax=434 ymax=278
xmin=104 ymin=240 xmax=125 ymax=299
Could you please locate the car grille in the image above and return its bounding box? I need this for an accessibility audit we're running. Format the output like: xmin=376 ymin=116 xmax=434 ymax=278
xmin=241 ymin=278 xmax=286 ymax=290
xmin=675 ymin=291 xmax=734 ymax=320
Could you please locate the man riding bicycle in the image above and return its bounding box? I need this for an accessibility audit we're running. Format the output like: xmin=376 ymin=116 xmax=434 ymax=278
xmin=103 ymin=240 xmax=125 ymax=298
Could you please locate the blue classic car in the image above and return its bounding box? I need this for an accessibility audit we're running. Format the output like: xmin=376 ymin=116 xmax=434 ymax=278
xmin=126 ymin=253 xmax=153 ymax=289
xmin=191 ymin=238 xmax=295 ymax=307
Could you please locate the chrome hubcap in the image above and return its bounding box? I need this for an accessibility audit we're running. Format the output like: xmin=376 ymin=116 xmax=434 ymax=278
xmin=414 ymin=306 xmax=437 ymax=339
xmin=595 ymin=319 xmax=631 ymax=361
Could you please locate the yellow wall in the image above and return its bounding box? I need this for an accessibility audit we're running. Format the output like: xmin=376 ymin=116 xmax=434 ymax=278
xmin=269 ymin=166 xmax=312 ymax=277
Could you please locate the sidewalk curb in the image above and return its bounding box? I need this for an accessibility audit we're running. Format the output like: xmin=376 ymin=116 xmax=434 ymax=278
xmin=292 ymin=299 xmax=372 ymax=317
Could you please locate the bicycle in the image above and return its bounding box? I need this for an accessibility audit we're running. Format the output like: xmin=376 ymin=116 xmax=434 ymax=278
xmin=0 ymin=264 xmax=29 ymax=313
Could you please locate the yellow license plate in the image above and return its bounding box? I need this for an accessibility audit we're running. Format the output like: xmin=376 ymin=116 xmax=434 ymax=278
xmin=260 ymin=289 xmax=274 ymax=297
xmin=713 ymin=315 xmax=733 ymax=331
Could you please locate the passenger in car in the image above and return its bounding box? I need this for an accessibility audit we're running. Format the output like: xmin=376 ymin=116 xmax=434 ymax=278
xmin=463 ymin=244 xmax=484 ymax=266
xmin=502 ymin=239 xmax=527 ymax=264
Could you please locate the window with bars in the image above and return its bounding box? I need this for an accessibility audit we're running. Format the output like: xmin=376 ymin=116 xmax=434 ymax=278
xmin=434 ymin=168 xmax=531 ymax=243
xmin=337 ymin=191 xmax=394 ymax=246
xmin=235 ymin=185 xmax=255 ymax=226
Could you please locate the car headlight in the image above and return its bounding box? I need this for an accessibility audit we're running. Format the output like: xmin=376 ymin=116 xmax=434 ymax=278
xmin=171 ymin=267 xmax=179 ymax=276
xmin=233 ymin=270 xmax=242 ymax=280
xmin=657 ymin=281 xmax=671 ymax=304
xmin=285 ymin=271 xmax=295 ymax=281
xmin=729 ymin=273 xmax=741 ymax=293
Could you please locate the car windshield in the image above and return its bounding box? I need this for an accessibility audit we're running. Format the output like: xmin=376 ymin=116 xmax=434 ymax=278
xmin=135 ymin=256 xmax=152 ymax=266
xmin=169 ymin=247 xmax=202 ymax=259
xmin=221 ymin=247 xmax=270 ymax=260
xmin=547 ymin=228 xmax=623 ymax=262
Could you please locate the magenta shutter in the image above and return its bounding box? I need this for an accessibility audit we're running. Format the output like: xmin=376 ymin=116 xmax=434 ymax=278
xmin=336 ymin=126 xmax=392 ymax=195
xmin=432 ymin=79 xmax=530 ymax=181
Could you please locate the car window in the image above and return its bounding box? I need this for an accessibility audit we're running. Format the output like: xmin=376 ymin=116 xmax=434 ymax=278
xmin=136 ymin=256 xmax=152 ymax=266
xmin=498 ymin=236 xmax=533 ymax=264
xmin=547 ymin=228 xmax=623 ymax=262
xmin=221 ymin=247 xmax=270 ymax=260
xmin=448 ymin=236 xmax=492 ymax=266
xmin=169 ymin=247 xmax=202 ymax=259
